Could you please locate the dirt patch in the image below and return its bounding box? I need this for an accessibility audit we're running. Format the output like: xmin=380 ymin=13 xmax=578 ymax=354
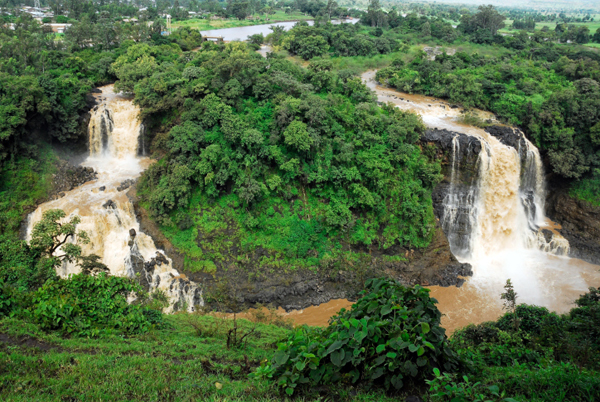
xmin=0 ymin=333 xmax=64 ymax=353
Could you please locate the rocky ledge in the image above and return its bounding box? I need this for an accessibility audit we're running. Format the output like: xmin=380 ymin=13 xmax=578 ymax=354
xmin=50 ymin=160 xmax=97 ymax=200
xmin=546 ymin=183 xmax=600 ymax=265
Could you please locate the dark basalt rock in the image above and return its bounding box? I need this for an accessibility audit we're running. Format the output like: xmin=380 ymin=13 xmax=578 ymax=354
xmin=102 ymin=199 xmax=116 ymax=209
xmin=117 ymin=179 xmax=136 ymax=192
xmin=541 ymin=228 xmax=554 ymax=244
xmin=49 ymin=161 xmax=97 ymax=200
xmin=422 ymin=128 xmax=482 ymax=223
xmin=546 ymin=182 xmax=600 ymax=265
xmin=485 ymin=125 xmax=527 ymax=150
xmin=130 ymin=246 xmax=152 ymax=292
xmin=98 ymin=186 xmax=106 ymax=191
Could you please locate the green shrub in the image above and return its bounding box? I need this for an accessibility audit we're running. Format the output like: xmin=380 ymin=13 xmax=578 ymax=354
xmin=255 ymin=278 xmax=459 ymax=395
xmin=30 ymin=273 xmax=162 ymax=337
xmin=426 ymin=368 xmax=518 ymax=402
xmin=497 ymin=363 xmax=600 ymax=402
xmin=0 ymin=279 xmax=16 ymax=318
xmin=496 ymin=304 xmax=557 ymax=335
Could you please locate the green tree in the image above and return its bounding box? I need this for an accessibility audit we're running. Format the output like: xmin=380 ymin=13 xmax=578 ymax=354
xmin=295 ymin=35 xmax=330 ymax=60
xmin=110 ymin=44 xmax=160 ymax=93
xmin=284 ymin=119 xmax=313 ymax=152
xmin=365 ymin=0 xmax=385 ymax=28
xmin=421 ymin=21 xmax=431 ymax=37
xmin=473 ymin=5 xmax=505 ymax=35
xmin=229 ymin=0 xmax=249 ymax=20
xmin=29 ymin=209 xmax=89 ymax=266
xmin=575 ymin=26 xmax=590 ymax=44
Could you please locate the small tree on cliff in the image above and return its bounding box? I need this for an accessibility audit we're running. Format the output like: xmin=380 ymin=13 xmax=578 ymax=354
xmin=30 ymin=209 xmax=88 ymax=264
xmin=29 ymin=209 xmax=107 ymax=279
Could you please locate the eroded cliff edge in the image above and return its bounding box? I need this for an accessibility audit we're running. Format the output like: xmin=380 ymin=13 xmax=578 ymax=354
xmin=546 ymin=181 xmax=600 ymax=265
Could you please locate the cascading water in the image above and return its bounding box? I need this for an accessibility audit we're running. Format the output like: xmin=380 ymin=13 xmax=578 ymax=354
xmin=442 ymin=126 xmax=569 ymax=259
xmin=362 ymin=70 xmax=600 ymax=331
xmin=26 ymin=85 xmax=202 ymax=313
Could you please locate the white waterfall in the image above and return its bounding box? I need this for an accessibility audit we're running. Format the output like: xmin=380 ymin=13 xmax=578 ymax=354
xmin=26 ymin=85 xmax=202 ymax=313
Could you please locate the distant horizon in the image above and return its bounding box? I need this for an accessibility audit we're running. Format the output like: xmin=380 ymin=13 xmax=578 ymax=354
xmin=405 ymin=0 xmax=600 ymax=12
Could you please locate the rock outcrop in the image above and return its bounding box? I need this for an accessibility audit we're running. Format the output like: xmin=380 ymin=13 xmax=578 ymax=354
xmin=422 ymin=128 xmax=482 ymax=258
xmin=546 ymin=184 xmax=600 ymax=265
xmin=50 ymin=160 xmax=97 ymax=200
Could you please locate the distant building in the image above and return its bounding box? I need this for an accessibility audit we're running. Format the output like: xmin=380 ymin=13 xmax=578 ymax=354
xmin=44 ymin=23 xmax=72 ymax=33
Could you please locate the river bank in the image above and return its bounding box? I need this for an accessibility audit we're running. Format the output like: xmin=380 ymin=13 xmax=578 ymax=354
xmin=172 ymin=11 xmax=314 ymax=31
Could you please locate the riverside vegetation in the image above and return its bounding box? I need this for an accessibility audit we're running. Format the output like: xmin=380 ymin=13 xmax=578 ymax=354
xmin=1 ymin=2 xmax=600 ymax=401
xmin=2 ymin=274 xmax=599 ymax=401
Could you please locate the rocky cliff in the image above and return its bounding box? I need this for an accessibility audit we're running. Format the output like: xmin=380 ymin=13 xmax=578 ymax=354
xmin=546 ymin=182 xmax=600 ymax=265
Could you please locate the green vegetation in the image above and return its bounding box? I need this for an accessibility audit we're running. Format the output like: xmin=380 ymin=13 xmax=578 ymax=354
xmin=125 ymin=40 xmax=440 ymax=275
xmin=0 ymin=147 xmax=57 ymax=238
xmin=570 ymin=176 xmax=600 ymax=206
xmin=2 ymin=277 xmax=599 ymax=401
xmin=255 ymin=278 xmax=459 ymax=395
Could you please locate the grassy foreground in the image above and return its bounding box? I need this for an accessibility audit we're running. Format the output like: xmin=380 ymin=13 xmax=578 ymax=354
xmin=0 ymin=314 xmax=397 ymax=402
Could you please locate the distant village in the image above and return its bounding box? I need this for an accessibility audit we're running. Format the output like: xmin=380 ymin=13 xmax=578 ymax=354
xmin=1 ymin=2 xmax=181 ymax=33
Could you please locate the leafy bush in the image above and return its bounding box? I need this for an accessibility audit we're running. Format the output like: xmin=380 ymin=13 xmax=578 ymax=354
xmin=0 ymin=279 xmax=17 ymax=318
xmin=255 ymin=278 xmax=459 ymax=395
xmin=426 ymin=368 xmax=518 ymax=402
xmin=496 ymin=304 xmax=558 ymax=335
xmin=568 ymin=287 xmax=600 ymax=351
xmin=30 ymin=273 xmax=162 ymax=337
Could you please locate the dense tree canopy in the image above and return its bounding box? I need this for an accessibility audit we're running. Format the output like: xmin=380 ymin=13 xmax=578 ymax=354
xmin=127 ymin=41 xmax=441 ymax=265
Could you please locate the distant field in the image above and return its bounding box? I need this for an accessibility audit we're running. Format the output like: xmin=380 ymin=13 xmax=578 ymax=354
xmin=585 ymin=42 xmax=600 ymax=48
xmin=172 ymin=11 xmax=313 ymax=31
xmin=500 ymin=18 xmax=600 ymax=34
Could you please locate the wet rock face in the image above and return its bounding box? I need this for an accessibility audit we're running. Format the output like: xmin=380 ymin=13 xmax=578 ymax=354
xmin=50 ymin=161 xmax=97 ymax=200
xmin=485 ymin=125 xmax=527 ymax=150
xmin=129 ymin=246 xmax=152 ymax=292
xmin=117 ymin=179 xmax=136 ymax=192
xmin=422 ymin=129 xmax=482 ymax=185
xmin=201 ymin=221 xmax=472 ymax=312
xmin=546 ymin=185 xmax=600 ymax=265
xmin=422 ymin=129 xmax=482 ymax=258
xmin=103 ymin=199 xmax=116 ymax=209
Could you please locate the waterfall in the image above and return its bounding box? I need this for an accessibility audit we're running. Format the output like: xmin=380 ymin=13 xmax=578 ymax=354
xmin=441 ymin=127 xmax=570 ymax=260
xmin=362 ymin=70 xmax=600 ymax=329
xmin=441 ymin=135 xmax=480 ymax=259
xmin=26 ymin=85 xmax=202 ymax=313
